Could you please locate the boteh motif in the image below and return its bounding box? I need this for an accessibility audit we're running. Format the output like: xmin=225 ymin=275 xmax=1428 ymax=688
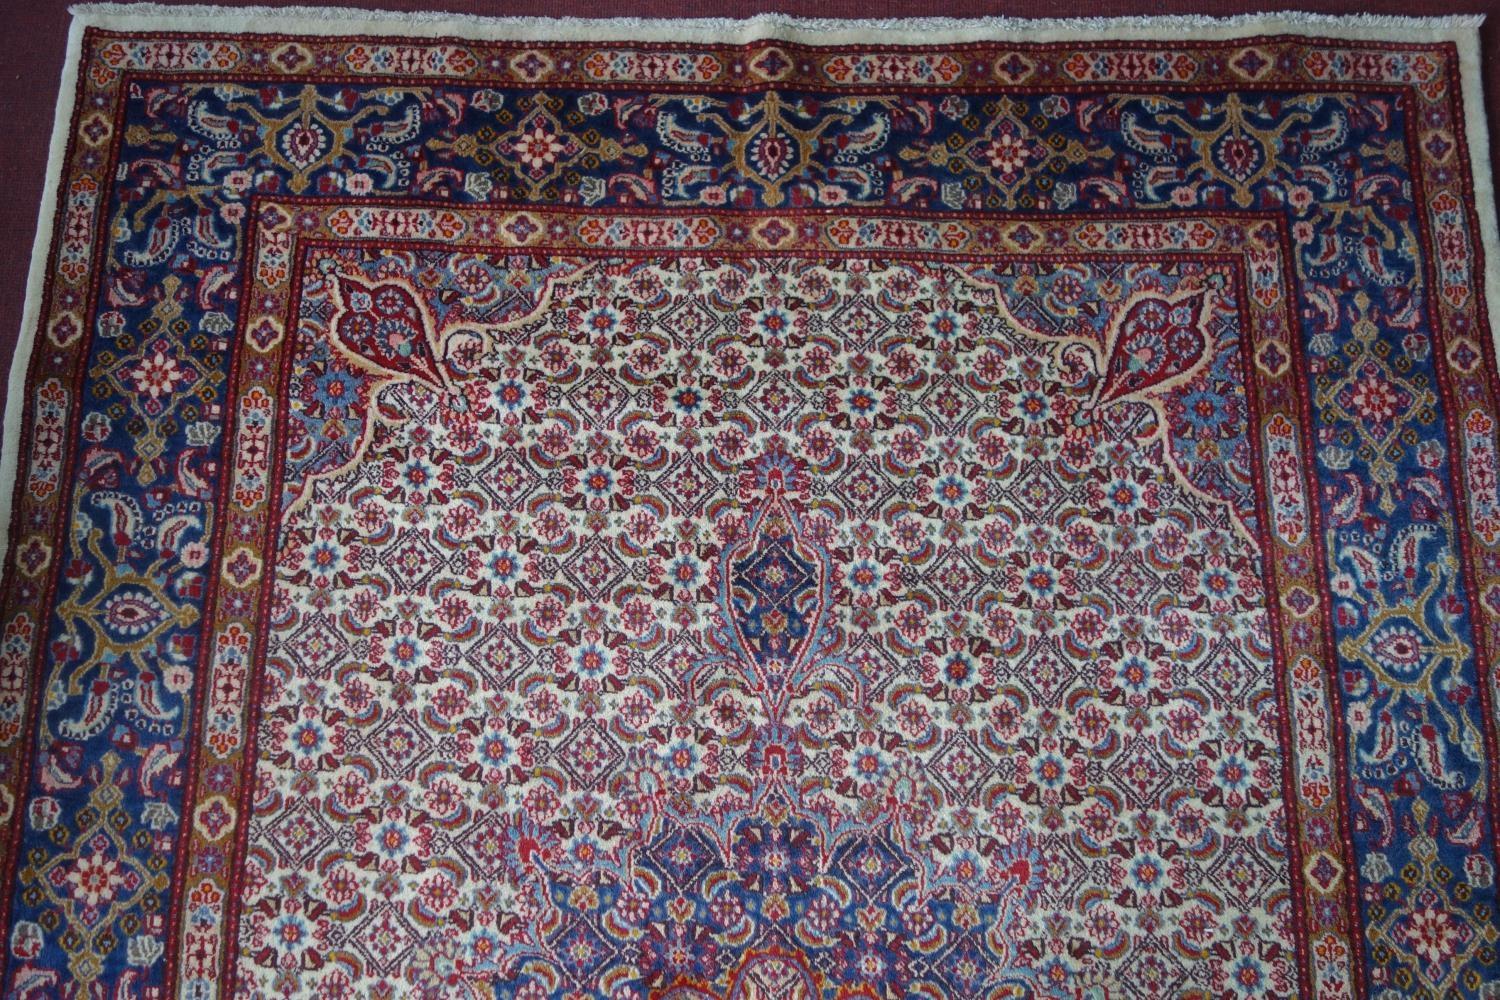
xmin=329 ymin=275 xmax=446 ymax=387
xmin=1094 ymin=291 xmax=1209 ymax=406
xmin=0 ymin=15 xmax=1497 ymax=1000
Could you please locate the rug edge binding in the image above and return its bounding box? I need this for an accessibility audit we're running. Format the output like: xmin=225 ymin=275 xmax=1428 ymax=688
xmin=1456 ymin=25 xmax=1500 ymax=425
xmin=0 ymin=17 xmax=87 ymax=576
xmin=61 ymin=6 xmax=1491 ymax=36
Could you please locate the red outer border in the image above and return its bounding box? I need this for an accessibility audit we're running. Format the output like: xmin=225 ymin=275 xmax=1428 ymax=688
xmin=0 ymin=29 xmax=130 ymax=976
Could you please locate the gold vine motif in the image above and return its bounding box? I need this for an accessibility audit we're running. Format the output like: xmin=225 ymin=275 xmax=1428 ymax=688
xmin=655 ymin=91 xmax=899 ymax=207
xmin=221 ymin=84 xmax=404 ymax=194
xmin=1118 ymin=92 xmax=1332 ymax=208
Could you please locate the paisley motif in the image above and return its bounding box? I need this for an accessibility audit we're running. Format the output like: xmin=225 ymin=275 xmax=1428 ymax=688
xmin=330 ymin=274 xmax=444 ymax=387
xmin=1095 ymin=290 xmax=1209 ymax=406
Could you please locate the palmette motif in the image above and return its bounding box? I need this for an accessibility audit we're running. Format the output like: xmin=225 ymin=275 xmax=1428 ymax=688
xmin=0 ymin=16 xmax=1498 ymax=1000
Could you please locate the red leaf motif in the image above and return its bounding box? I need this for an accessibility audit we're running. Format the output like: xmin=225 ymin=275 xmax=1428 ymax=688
xmin=1095 ymin=291 xmax=1208 ymax=406
xmin=333 ymin=275 xmax=442 ymax=386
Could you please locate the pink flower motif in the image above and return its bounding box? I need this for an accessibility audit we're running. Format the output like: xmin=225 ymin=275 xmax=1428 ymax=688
xmin=1347 ymin=370 xmax=1401 ymax=424
xmin=514 ymin=122 xmax=565 ymax=172
xmin=128 ymin=344 xmax=191 ymax=401
xmin=1398 ymin=898 xmax=1468 ymax=966
xmin=65 ymin=846 xmax=126 ymax=908
xmin=980 ymin=131 xmax=1032 ymax=175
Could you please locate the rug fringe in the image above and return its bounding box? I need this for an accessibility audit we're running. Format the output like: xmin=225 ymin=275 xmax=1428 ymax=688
xmin=66 ymin=5 xmax=1485 ymax=36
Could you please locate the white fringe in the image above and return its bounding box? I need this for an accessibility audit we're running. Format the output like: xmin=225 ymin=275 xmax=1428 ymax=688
xmin=68 ymin=5 xmax=1488 ymax=27
xmin=63 ymin=6 xmax=1486 ymax=43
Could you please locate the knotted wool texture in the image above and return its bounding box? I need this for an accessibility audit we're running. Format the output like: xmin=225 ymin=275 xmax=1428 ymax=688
xmin=0 ymin=6 xmax=1498 ymax=998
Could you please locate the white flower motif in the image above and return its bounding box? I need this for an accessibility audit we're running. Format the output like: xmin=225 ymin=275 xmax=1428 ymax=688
xmin=66 ymin=847 xmax=126 ymax=908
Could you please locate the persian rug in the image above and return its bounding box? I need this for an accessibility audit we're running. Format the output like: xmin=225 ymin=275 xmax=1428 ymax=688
xmin=1 ymin=5 xmax=1499 ymax=998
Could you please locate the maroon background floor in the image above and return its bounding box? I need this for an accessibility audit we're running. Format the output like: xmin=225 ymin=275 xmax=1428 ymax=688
xmin=0 ymin=0 xmax=1495 ymax=447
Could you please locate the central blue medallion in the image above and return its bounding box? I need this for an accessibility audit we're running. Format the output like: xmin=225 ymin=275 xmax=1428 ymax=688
xmin=728 ymin=506 xmax=820 ymax=668
xmin=710 ymin=440 xmax=839 ymax=721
